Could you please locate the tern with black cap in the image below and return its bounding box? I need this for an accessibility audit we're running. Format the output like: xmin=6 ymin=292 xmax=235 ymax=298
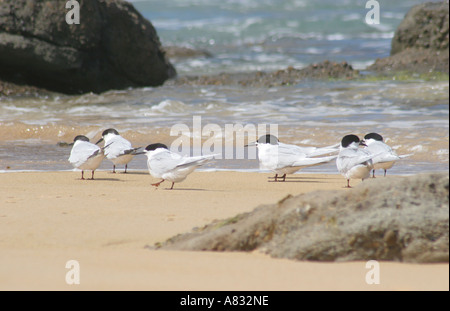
xmin=245 ymin=134 xmax=339 ymax=182
xmin=362 ymin=132 xmax=412 ymax=178
xmin=143 ymin=143 xmax=217 ymax=190
xmin=336 ymin=134 xmax=381 ymax=188
xmin=96 ymin=128 xmax=141 ymax=173
xmin=68 ymin=135 xmax=109 ymax=180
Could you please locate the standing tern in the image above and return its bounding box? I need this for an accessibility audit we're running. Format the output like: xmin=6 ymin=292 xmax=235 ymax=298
xmin=336 ymin=134 xmax=380 ymax=188
xmin=362 ymin=132 xmax=412 ymax=177
xmin=144 ymin=143 xmax=216 ymax=190
xmin=68 ymin=135 xmax=108 ymax=180
xmin=96 ymin=128 xmax=141 ymax=173
xmin=246 ymin=134 xmax=339 ymax=182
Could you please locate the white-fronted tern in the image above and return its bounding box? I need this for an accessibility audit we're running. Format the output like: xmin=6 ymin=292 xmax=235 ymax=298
xmin=246 ymin=134 xmax=339 ymax=182
xmin=68 ymin=135 xmax=108 ymax=180
xmin=362 ymin=132 xmax=412 ymax=177
xmin=144 ymin=143 xmax=216 ymax=190
xmin=336 ymin=134 xmax=380 ymax=188
xmin=96 ymin=128 xmax=141 ymax=173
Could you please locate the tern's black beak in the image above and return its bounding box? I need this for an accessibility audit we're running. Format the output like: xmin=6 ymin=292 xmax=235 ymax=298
xmin=95 ymin=137 xmax=104 ymax=145
xmin=244 ymin=141 xmax=257 ymax=147
xmin=359 ymin=140 xmax=367 ymax=147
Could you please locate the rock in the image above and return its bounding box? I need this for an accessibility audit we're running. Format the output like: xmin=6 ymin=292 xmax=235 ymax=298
xmin=297 ymin=60 xmax=359 ymax=80
xmin=0 ymin=0 xmax=176 ymax=94
xmin=391 ymin=2 xmax=449 ymax=55
xmin=155 ymin=173 xmax=449 ymax=263
xmin=0 ymin=79 xmax=53 ymax=97
xmin=369 ymin=1 xmax=449 ymax=74
xmin=166 ymin=61 xmax=359 ymax=87
xmin=367 ymin=48 xmax=449 ymax=75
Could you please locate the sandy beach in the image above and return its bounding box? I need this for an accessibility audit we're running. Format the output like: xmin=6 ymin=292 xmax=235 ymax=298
xmin=0 ymin=170 xmax=448 ymax=291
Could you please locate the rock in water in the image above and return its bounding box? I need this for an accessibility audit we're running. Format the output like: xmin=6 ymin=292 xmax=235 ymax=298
xmin=391 ymin=1 xmax=449 ymax=55
xmin=167 ymin=61 xmax=359 ymax=87
xmin=369 ymin=1 xmax=449 ymax=74
xmin=156 ymin=173 xmax=449 ymax=263
xmin=0 ymin=0 xmax=176 ymax=94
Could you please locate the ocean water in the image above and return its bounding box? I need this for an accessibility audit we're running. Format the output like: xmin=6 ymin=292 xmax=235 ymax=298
xmin=135 ymin=0 xmax=435 ymax=74
xmin=0 ymin=0 xmax=448 ymax=175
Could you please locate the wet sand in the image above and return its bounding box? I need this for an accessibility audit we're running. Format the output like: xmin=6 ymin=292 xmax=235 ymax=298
xmin=0 ymin=171 xmax=448 ymax=290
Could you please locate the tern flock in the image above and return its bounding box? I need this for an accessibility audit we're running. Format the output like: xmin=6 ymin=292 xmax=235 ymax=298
xmin=68 ymin=128 xmax=410 ymax=189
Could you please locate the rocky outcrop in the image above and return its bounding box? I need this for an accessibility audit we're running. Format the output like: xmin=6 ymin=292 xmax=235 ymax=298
xmin=369 ymin=1 xmax=449 ymax=74
xmin=155 ymin=173 xmax=449 ymax=263
xmin=0 ymin=79 xmax=53 ymax=96
xmin=166 ymin=61 xmax=359 ymax=87
xmin=0 ymin=0 xmax=176 ymax=94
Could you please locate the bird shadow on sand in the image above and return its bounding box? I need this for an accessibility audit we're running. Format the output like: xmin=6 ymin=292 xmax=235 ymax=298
xmin=154 ymin=187 xmax=213 ymax=191
xmin=268 ymin=180 xmax=324 ymax=183
xmin=76 ymin=177 xmax=122 ymax=182
xmin=267 ymin=176 xmax=339 ymax=183
xmin=106 ymin=171 xmax=148 ymax=175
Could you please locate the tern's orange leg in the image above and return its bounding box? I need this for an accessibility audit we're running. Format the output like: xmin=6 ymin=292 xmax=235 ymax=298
xmin=152 ymin=179 xmax=165 ymax=187
xmin=345 ymin=179 xmax=352 ymax=188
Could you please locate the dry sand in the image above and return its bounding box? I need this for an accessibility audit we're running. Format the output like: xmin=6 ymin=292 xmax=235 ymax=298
xmin=0 ymin=170 xmax=448 ymax=291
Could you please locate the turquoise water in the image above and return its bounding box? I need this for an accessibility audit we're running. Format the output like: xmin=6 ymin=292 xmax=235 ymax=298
xmin=133 ymin=0 xmax=435 ymax=74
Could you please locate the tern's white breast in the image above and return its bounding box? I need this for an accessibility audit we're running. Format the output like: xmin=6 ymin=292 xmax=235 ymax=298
xmin=77 ymin=153 xmax=105 ymax=171
xmin=344 ymin=164 xmax=372 ymax=180
xmin=373 ymin=161 xmax=395 ymax=170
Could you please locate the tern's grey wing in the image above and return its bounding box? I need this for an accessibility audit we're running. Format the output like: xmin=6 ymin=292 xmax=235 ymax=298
xmin=278 ymin=143 xmax=315 ymax=155
xmin=337 ymin=149 xmax=375 ymax=172
xmin=366 ymin=141 xmax=401 ymax=164
xmin=277 ymin=144 xmax=308 ymax=156
xmin=69 ymin=142 xmax=102 ymax=166
xmin=105 ymin=136 xmax=134 ymax=157
xmin=148 ymin=150 xmax=182 ymax=175
xmin=258 ymin=144 xmax=309 ymax=170
xmin=175 ymin=154 xmax=215 ymax=169
xmin=278 ymin=142 xmax=338 ymax=158
xmin=292 ymin=155 xmax=337 ymax=167
xmin=88 ymin=149 xmax=102 ymax=160
xmin=323 ymin=143 xmax=340 ymax=149
xmin=366 ymin=141 xmax=392 ymax=153
xmin=306 ymin=147 xmax=340 ymax=157
xmin=120 ymin=147 xmax=142 ymax=156
xmin=270 ymin=146 xmax=305 ymax=168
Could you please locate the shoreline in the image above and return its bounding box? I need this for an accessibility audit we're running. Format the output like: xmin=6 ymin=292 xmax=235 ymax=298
xmin=2 ymin=66 xmax=448 ymax=98
xmin=0 ymin=171 xmax=448 ymax=290
xmin=1 ymin=167 xmax=443 ymax=177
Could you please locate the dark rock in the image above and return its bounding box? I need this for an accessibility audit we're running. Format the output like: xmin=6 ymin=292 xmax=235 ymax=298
xmin=155 ymin=173 xmax=449 ymax=263
xmin=0 ymin=0 xmax=176 ymax=94
xmin=297 ymin=60 xmax=359 ymax=80
xmin=368 ymin=48 xmax=449 ymax=74
xmin=369 ymin=1 xmax=449 ymax=74
xmin=391 ymin=2 xmax=449 ymax=55
xmin=0 ymin=78 xmax=53 ymax=97
xmin=166 ymin=61 xmax=359 ymax=87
